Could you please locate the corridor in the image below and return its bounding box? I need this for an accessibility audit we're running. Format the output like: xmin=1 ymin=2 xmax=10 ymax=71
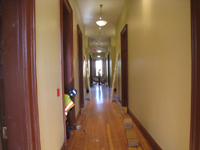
xmin=67 ymin=85 xmax=151 ymax=150
xmin=0 ymin=0 xmax=194 ymax=149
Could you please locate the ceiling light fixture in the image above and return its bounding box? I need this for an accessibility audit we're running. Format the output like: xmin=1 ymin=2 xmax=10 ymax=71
xmin=97 ymin=55 xmax=101 ymax=58
xmin=97 ymin=50 xmax=101 ymax=53
xmin=96 ymin=4 xmax=107 ymax=27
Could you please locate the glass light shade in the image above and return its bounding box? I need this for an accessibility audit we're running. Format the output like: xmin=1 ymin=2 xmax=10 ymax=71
xmin=97 ymin=55 xmax=101 ymax=58
xmin=97 ymin=50 xmax=101 ymax=53
xmin=96 ymin=20 xmax=107 ymax=26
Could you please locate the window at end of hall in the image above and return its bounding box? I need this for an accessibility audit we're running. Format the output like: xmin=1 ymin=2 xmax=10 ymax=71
xmin=96 ymin=60 xmax=102 ymax=76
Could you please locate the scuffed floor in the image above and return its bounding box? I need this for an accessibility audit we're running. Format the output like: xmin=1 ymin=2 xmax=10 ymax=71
xmin=67 ymin=85 xmax=151 ymax=150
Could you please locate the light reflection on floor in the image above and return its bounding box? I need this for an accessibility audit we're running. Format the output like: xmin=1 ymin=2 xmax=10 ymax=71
xmin=67 ymin=82 xmax=150 ymax=150
xmin=91 ymin=84 xmax=110 ymax=105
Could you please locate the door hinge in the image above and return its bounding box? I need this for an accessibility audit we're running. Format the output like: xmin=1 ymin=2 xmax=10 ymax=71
xmin=3 ymin=127 xmax=7 ymax=139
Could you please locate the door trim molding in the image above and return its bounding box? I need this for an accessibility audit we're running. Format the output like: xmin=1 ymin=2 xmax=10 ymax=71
xmin=60 ymin=0 xmax=74 ymax=148
xmin=77 ymin=25 xmax=84 ymax=109
xmin=190 ymin=0 xmax=200 ymax=149
xmin=89 ymin=53 xmax=93 ymax=87
xmin=27 ymin=1 xmax=41 ymax=149
xmin=121 ymin=24 xmax=128 ymax=107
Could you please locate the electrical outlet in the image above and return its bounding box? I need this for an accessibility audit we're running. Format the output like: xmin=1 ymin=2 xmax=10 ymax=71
xmin=3 ymin=127 xmax=8 ymax=139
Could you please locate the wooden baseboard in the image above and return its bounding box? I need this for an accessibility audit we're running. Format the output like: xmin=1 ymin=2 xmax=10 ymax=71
xmin=128 ymin=108 xmax=162 ymax=150
xmin=60 ymin=142 xmax=67 ymax=150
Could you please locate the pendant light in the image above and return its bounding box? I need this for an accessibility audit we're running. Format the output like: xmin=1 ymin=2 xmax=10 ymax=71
xmin=96 ymin=4 xmax=107 ymax=27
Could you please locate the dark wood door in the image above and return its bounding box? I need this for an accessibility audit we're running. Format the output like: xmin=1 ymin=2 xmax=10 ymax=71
xmin=90 ymin=53 xmax=93 ymax=87
xmin=62 ymin=0 xmax=76 ymax=131
xmin=0 ymin=0 xmax=40 ymax=149
xmin=77 ymin=25 xmax=84 ymax=108
xmin=0 ymin=2 xmax=5 ymax=148
xmin=121 ymin=24 xmax=128 ymax=107
xmin=108 ymin=53 xmax=110 ymax=88
xmin=60 ymin=1 xmax=75 ymax=148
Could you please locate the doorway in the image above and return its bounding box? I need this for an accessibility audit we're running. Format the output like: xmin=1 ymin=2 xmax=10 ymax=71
xmin=121 ymin=24 xmax=128 ymax=107
xmin=62 ymin=0 xmax=75 ymax=131
xmin=107 ymin=53 xmax=110 ymax=88
xmin=60 ymin=3 xmax=76 ymax=149
xmin=77 ymin=25 xmax=84 ymax=109
xmin=89 ymin=53 xmax=93 ymax=87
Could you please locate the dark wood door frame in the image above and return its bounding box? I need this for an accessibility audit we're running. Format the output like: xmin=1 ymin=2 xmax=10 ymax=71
xmin=121 ymin=24 xmax=128 ymax=107
xmin=0 ymin=0 xmax=41 ymax=149
xmin=0 ymin=1 xmax=2 ymax=148
xmin=60 ymin=0 xmax=75 ymax=148
xmin=107 ymin=53 xmax=110 ymax=88
xmin=77 ymin=25 xmax=84 ymax=109
xmin=190 ymin=0 xmax=200 ymax=149
xmin=90 ymin=53 xmax=93 ymax=87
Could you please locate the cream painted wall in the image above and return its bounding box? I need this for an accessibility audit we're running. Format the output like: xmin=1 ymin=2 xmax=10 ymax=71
xmin=110 ymin=36 xmax=116 ymax=88
xmin=116 ymin=0 xmax=191 ymax=149
xmin=35 ymin=1 xmax=64 ymax=150
xmin=36 ymin=0 xmax=85 ymax=149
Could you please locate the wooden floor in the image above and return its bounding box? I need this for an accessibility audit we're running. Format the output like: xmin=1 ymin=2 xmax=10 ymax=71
xmin=67 ymin=85 xmax=151 ymax=150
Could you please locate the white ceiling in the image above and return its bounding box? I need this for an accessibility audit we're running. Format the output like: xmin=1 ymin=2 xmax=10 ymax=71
xmin=77 ymin=0 xmax=125 ymax=57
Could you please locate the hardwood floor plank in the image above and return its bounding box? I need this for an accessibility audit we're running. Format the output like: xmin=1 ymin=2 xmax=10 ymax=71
xmin=107 ymin=124 xmax=113 ymax=150
xmin=66 ymin=85 xmax=151 ymax=150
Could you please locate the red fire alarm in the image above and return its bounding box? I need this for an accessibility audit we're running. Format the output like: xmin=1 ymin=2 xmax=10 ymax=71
xmin=57 ymin=88 xmax=60 ymax=97
xmin=93 ymin=50 xmax=96 ymax=52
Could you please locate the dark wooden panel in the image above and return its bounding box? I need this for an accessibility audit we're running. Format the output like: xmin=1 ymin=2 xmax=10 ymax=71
xmin=121 ymin=24 xmax=128 ymax=107
xmin=108 ymin=53 xmax=110 ymax=88
xmin=60 ymin=0 xmax=75 ymax=148
xmin=0 ymin=1 xmax=4 ymax=149
xmin=77 ymin=25 xmax=84 ymax=109
xmin=1 ymin=0 xmax=40 ymax=149
xmin=190 ymin=0 xmax=200 ymax=149
xmin=90 ymin=54 xmax=93 ymax=87
xmin=63 ymin=0 xmax=76 ymax=131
